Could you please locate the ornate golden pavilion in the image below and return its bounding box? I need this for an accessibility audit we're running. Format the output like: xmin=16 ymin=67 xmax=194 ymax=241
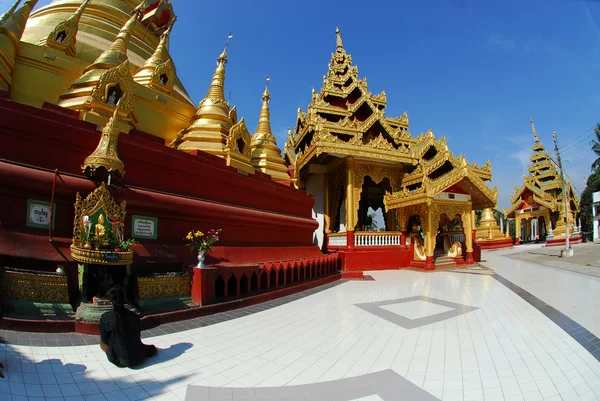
xmin=505 ymin=119 xmax=580 ymax=244
xmin=284 ymin=28 xmax=499 ymax=269
xmin=1 ymin=0 xmax=289 ymax=183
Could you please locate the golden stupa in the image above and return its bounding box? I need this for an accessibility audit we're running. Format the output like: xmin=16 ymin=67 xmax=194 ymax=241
xmin=9 ymin=0 xmax=195 ymax=141
xmin=250 ymin=78 xmax=290 ymax=183
xmin=475 ymin=207 xmax=508 ymax=241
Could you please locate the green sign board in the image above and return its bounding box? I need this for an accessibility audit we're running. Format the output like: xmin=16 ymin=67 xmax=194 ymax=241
xmin=26 ymin=199 xmax=56 ymax=229
xmin=131 ymin=215 xmax=158 ymax=239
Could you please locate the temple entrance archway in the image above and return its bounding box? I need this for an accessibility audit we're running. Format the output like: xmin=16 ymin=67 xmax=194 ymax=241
xmin=357 ymin=176 xmax=392 ymax=231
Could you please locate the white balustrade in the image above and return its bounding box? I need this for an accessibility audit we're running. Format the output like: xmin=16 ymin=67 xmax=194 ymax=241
xmin=354 ymin=232 xmax=402 ymax=247
xmin=328 ymin=235 xmax=347 ymax=247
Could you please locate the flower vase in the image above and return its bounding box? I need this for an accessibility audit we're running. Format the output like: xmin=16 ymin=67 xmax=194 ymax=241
xmin=196 ymin=250 xmax=205 ymax=269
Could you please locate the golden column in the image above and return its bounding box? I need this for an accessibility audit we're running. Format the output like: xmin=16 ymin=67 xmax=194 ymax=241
xmin=424 ymin=207 xmax=436 ymax=270
xmin=398 ymin=207 xmax=407 ymax=247
xmin=464 ymin=203 xmax=474 ymax=264
xmin=515 ymin=216 xmax=521 ymax=244
xmin=345 ymin=159 xmax=355 ymax=250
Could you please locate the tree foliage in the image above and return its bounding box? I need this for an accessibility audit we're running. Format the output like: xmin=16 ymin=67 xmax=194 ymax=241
xmin=591 ymin=123 xmax=600 ymax=171
xmin=580 ymin=170 xmax=600 ymax=236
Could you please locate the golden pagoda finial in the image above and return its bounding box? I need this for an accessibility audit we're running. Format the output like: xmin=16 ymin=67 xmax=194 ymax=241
xmin=530 ymin=117 xmax=539 ymax=143
xmin=217 ymin=32 xmax=233 ymax=65
xmin=250 ymin=76 xmax=289 ymax=183
xmin=254 ymin=75 xmax=273 ymax=139
xmin=39 ymin=0 xmax=91 ymax=56
xmin=0 ymin=0 xmax=37 ymax=46
xmin=84 ymin=10 xmax=140 ymax=73
xmin=204 ymin=33 xmax=232 ymax=102
xmin=133 ymin=16 xmax=176 ymax=88
xmin=0 ymin=0 xmax=22 ymax=27
xmin=82 ymin=105 xmax=126 ymax=179
xmin=335 ymin=25 xmax=343 ymax=49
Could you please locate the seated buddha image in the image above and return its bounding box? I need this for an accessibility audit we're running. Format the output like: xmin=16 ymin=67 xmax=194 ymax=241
xmin=94 ymin=214 xmax=109 ymax=249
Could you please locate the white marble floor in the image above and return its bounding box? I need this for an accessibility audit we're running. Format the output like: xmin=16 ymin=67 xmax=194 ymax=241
xmin=1 ymin=245 xmax=600 ymax=401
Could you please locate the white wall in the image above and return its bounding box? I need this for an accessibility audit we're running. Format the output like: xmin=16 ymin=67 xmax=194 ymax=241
xmin=306 ymin=174 xmax=325 ymax=248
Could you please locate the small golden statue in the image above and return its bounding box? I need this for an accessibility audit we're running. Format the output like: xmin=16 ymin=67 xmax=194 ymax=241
xmin=94 ymin=214 xmax=107 ymax=250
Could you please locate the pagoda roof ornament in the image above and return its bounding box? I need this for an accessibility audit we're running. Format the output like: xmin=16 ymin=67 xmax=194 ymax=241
xmin=82 ymin=105 xmax=126 ymax=180
xmin=1 ymin=0 xmax=37 ymax=46
xmin=530 ymin=117 xmax=539 ymax=143
xmin=84 ymin=10 xmax=141 ymax=73
xmin=39 ymin=0 xmax=91 ymax=57
xmin=335 ymin=25 xmax=343 ymax=49
xmin=0 ymin=0 xmax=22 ymax=27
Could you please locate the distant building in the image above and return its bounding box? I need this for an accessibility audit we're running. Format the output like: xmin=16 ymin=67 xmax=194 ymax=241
xmin=593 ymin=192 xmax=600 ymax=242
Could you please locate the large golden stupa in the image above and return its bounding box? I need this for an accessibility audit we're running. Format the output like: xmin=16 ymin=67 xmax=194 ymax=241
xmin=11 ymin=0 xmax=194 ymax=142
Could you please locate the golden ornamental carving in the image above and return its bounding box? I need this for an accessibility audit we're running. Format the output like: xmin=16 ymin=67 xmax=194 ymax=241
xmin=90 ymin=61 xmax=135 ymax=115
xmin=228 ymin=118 xmax=252 ymax=157
xmin=82 ymin=108 xmax=126 ymax=178
xmin=71 ymin=182 xmax=133 ymax=265
xmin=151 ymin=59 xmax=176 ymax=92
xmin=368 ymin=134 xmax=395 ymax=151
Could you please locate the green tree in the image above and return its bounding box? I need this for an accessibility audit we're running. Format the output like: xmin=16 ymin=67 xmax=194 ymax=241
xmin=580 ymin=171 xmax=600 ymax=236
xmin=591 ymin=123 xmax=600 ymax=171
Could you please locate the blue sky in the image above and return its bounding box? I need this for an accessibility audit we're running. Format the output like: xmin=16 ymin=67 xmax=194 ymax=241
xmin=5 ymin=0 xmax=600 ymax=209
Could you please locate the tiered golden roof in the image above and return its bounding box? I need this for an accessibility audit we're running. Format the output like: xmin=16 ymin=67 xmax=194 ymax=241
xmin=505 ymin=118 xmax=579 ymax=238
xmin=0 ymin=0 xmax=37 ymax=91
xmin=250 ymin=79 xmax=290 ymax=183
xmin=286 ymin=26 xmax=416 ymax=177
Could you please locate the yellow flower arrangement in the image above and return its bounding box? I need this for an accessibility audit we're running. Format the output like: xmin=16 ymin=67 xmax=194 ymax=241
xmin=184 ymin=229 xmax=222 ymax=254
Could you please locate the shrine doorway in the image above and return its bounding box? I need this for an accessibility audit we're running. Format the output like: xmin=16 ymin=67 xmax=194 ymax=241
xmin=357 ymin=176 xmax=392 ymax=231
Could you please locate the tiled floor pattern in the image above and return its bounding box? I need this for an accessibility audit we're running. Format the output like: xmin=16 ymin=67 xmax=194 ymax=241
xmin=1 ymin=247 xmax=600 ymax=400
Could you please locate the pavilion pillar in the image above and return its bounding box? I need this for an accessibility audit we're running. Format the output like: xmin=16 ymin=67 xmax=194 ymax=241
xmin=345 ymin=160 xmax=355 ymax=251
xmin=323 ymin=174 xmax=331 ymax=249
xmin=398 ymin=207 xmax=407 ymax=247
xmin=424 ymin=208 xmax=436 ymax=270
xmin=463 ymin=205 xmax=474 ymax=264
xmin=515 ymin=216 xmax=521 ymax=245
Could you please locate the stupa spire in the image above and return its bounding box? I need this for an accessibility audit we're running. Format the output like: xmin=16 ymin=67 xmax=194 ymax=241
xmin=84 ymin=10 xmax=140 ymax=73
xmin=174 ymin=33 xmax=235 ymax=155
xmin=0 ymin=0 xmax=22 ymax=27
xmin=133 ymin=16 xmax=176 ymax=89
xmin=0 ymin=0 xmax=37 ymax=91
xmin=250 ymin=76 xmax=290 ymax=184
xmin=255 ymin=76 xmax=273 ymax=138
xmin=529 ymin=117 xmax=539 ymax=143
xmin=39 ymin=0 xmax=91 ymax=56
xmin=82 ymin=105 xmax=126 ymax=179
xmin=1 ymin=0 xmax=37 ymax=46
xmin=205 ymin=32 xmax=232 ymax=101
xmin=335 ymin=25 xmax=343 ymax=49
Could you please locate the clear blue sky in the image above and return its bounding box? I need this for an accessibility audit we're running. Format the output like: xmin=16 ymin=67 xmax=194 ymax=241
xmin=5 ymin=0 xmax=600 ymax=209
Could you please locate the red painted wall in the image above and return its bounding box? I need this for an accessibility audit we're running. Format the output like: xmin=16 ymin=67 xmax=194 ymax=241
xmin=0 ymin=98 xmax=321 ymax=268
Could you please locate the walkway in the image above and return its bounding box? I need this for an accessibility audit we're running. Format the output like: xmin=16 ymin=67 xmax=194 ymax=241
xmin=1 ymin=245 xmax=599 ymax=400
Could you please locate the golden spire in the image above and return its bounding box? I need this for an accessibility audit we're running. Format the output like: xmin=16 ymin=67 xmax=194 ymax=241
xmin=0 ymin=0 xmax=37 ymax=46
xmin=0 ymin=0 xmax=22 ymax=27
xmin=335 ymin=25 xmax=343 ymax=49
xmin=204 ymin=32 xmax=232 ymax=101
xmin=133 ymin=16 xmax=176 ymax=87
xmin=530 ymin=117 xmax=539 ymax=143
xmin=253 ymin=75 xmax=274 ymax=141
xmin=84 ymin=11 xmax=140 ymax=73
xmin=82 ymin=105 xmax=126 ymax=179
xmin=250 ymin=76 xmax=290 ymax=183
xmin=39 ymin=0 xmax=91 ymax=56
xmin=175 ymin=33 xmax=234 ymax=155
